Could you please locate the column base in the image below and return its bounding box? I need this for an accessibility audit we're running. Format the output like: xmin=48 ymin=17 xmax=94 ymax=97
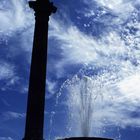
xmin=22 ymin=138 xmax=44 ymax=140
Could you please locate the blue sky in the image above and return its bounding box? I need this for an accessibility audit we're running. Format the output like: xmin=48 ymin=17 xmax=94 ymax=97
xmin=0 ymin=0 xmax=140 ymax=140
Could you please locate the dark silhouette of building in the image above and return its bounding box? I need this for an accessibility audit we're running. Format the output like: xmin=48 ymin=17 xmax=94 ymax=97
xmin=22 ymin=0 xmax=56 ymax=140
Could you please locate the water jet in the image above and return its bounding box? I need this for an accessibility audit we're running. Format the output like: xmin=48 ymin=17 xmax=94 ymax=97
xmin=58 ymin=75 xmax=114 ymax=140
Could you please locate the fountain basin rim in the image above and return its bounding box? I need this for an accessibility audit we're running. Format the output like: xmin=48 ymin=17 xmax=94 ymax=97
xmin=58 ymin=137 xmax=113 ymax=140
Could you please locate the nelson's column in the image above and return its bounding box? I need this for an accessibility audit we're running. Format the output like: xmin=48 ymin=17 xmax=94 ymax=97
xmin=22 ymin=0 xmax=57 ymax=140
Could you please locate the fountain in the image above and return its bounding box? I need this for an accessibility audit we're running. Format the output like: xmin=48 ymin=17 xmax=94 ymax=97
xmin=55 ymin=72 xmax=115 ymax=140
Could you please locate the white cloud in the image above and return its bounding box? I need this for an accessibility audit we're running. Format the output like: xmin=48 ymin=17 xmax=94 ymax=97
xmin=94 ymin=0 xmax=134 ymax=13
xmin=0 ymin=0 xmax=34 ymax=59
xmin=0 ymin=0 xmax=33 ymax=35
xmin=49 ymin=17 xmax=140 ymax=77
xmin=46 ymin=80 xmax=57 ymax=99
xmin=2 ymin=111 xmax=25 ymax=121
xmin=0 ymin=137 xmax=13 ymax=140
xmin=118 ymin=73 xmax=140 ymax=101
xmin=50 ymin=19 xmax=120 ymax=66
xmin=0 ymin=61 xmax=20 ymax=91
xmin=85 ymin=0 xmax=135 ymax=14
xmin=0 ymin=0 xmax=34 ymax=91
xmin=83 ymin=0 xmax=139 ymax=26
xmin=0 ymin=62 xmax=15 ymax=80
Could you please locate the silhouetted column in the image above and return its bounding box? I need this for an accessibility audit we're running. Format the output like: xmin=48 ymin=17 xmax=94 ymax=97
xmin=22 ymin=0 xmax=56 ymax=140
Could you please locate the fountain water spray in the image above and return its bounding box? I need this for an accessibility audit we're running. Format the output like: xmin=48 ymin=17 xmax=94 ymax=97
xmin=52 ymin=65 xmax=128 ymax=139
xmin=67 ymin=73 xmax=108 ymax=137
xmin=79 ymin=76 xmax=93 ymax=136
xmin=64 ymin=66 xmax=123 ymax=138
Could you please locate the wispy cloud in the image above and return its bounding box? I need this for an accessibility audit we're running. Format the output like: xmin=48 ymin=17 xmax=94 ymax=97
xmin=0 ymin=61 xmax=15 ymax=80
xmin=46 ymin=80 xmax=58 ymax=99
xmin=1 ymin=111 xmax=25 ymax=121
xmin=0 ymin=0 xmax=33 ymax=92
xmin=0 ymin=137 xmax=13 ymax=140
xmin=0 ymin=61 xmax=19 ymax=91
xmin=84 ymin=0 xmax=135 ymax=15
xmin=49 ymin=16 xmax=139 ymax=74
xmin=0 ymin=0 xmax=33 ymax=34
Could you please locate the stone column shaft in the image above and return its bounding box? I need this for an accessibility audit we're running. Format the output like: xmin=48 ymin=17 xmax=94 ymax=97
xmin=23 ymin=1 xmax=56 ymax=140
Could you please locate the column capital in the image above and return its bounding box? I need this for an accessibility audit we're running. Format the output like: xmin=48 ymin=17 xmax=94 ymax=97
xmin=29 ymin=1 xmax=57 ymax=17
